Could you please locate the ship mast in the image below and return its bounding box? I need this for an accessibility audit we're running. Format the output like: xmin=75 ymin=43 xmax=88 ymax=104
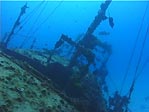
xmin=68 ymin=0 xmax=112 ymax=71
xmin=86 ymin=0 xmax=112 ymax=35
xmin=4 ymin=3 xmax=28 ymax=47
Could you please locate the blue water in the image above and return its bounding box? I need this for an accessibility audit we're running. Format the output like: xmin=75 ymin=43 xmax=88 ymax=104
xmin=1 ymin=1 xmax=149 ymax=112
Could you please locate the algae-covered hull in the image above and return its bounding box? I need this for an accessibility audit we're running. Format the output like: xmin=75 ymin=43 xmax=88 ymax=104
xmin=0 ymin=49 xmax=82 ymax=112
xmin=0 ymin=48 xmax=107 ymax=112
xmin=0 ymin=1 xmax=113 ymax=112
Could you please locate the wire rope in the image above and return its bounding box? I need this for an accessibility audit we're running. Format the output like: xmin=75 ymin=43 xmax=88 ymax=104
xmin=120 ymin=2 xmax=149 ymax=94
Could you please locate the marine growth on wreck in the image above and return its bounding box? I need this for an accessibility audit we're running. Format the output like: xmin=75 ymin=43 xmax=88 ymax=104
xmin=1 ymin=0 xmax=149 ymax=112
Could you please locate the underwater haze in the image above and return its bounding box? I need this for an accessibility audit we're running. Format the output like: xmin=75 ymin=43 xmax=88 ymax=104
xmin=1 ymin=1 xmax=149 ymax=112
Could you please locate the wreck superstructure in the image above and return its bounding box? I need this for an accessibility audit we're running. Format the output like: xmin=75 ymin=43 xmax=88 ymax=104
xmin=0 ymin=0 xmax=132 ymax=112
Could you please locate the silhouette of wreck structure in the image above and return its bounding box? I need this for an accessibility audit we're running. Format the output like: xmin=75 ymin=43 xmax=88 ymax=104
xmin=0 ymin=0 xmax=125 ymax=112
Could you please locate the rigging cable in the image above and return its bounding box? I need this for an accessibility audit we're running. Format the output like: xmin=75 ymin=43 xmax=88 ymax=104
xmin=30 ymin=1 xmax=63 ymax=34
xmin=120 ymin=2 xmax=149 ymax=94
xmin=20 ymin=0 xmax=64 ymax=48
xmin=19 ymin=1 xmax=48 ymax=48
xmin=30 ymin=0 xmax=64 ymax=35
xmin=14 ymin=0 xmax=46 ymax=34
xmin=135 ymin=57 xmax=149 ymax=81
xmin=21 ymin=1 xmax=45 ymax=27
xmin=128 ymin=23 xmax=149 ymax=100
xmin=133 ymin=24 xmax=149 ymax=82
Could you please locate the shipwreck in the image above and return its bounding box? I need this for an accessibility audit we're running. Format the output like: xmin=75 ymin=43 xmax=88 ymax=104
xmin=0 ymin=0 xmax=138 ymax=112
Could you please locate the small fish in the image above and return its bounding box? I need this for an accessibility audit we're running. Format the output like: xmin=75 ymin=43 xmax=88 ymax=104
xmin=98 ymin=31 xmax=110 ymax=36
